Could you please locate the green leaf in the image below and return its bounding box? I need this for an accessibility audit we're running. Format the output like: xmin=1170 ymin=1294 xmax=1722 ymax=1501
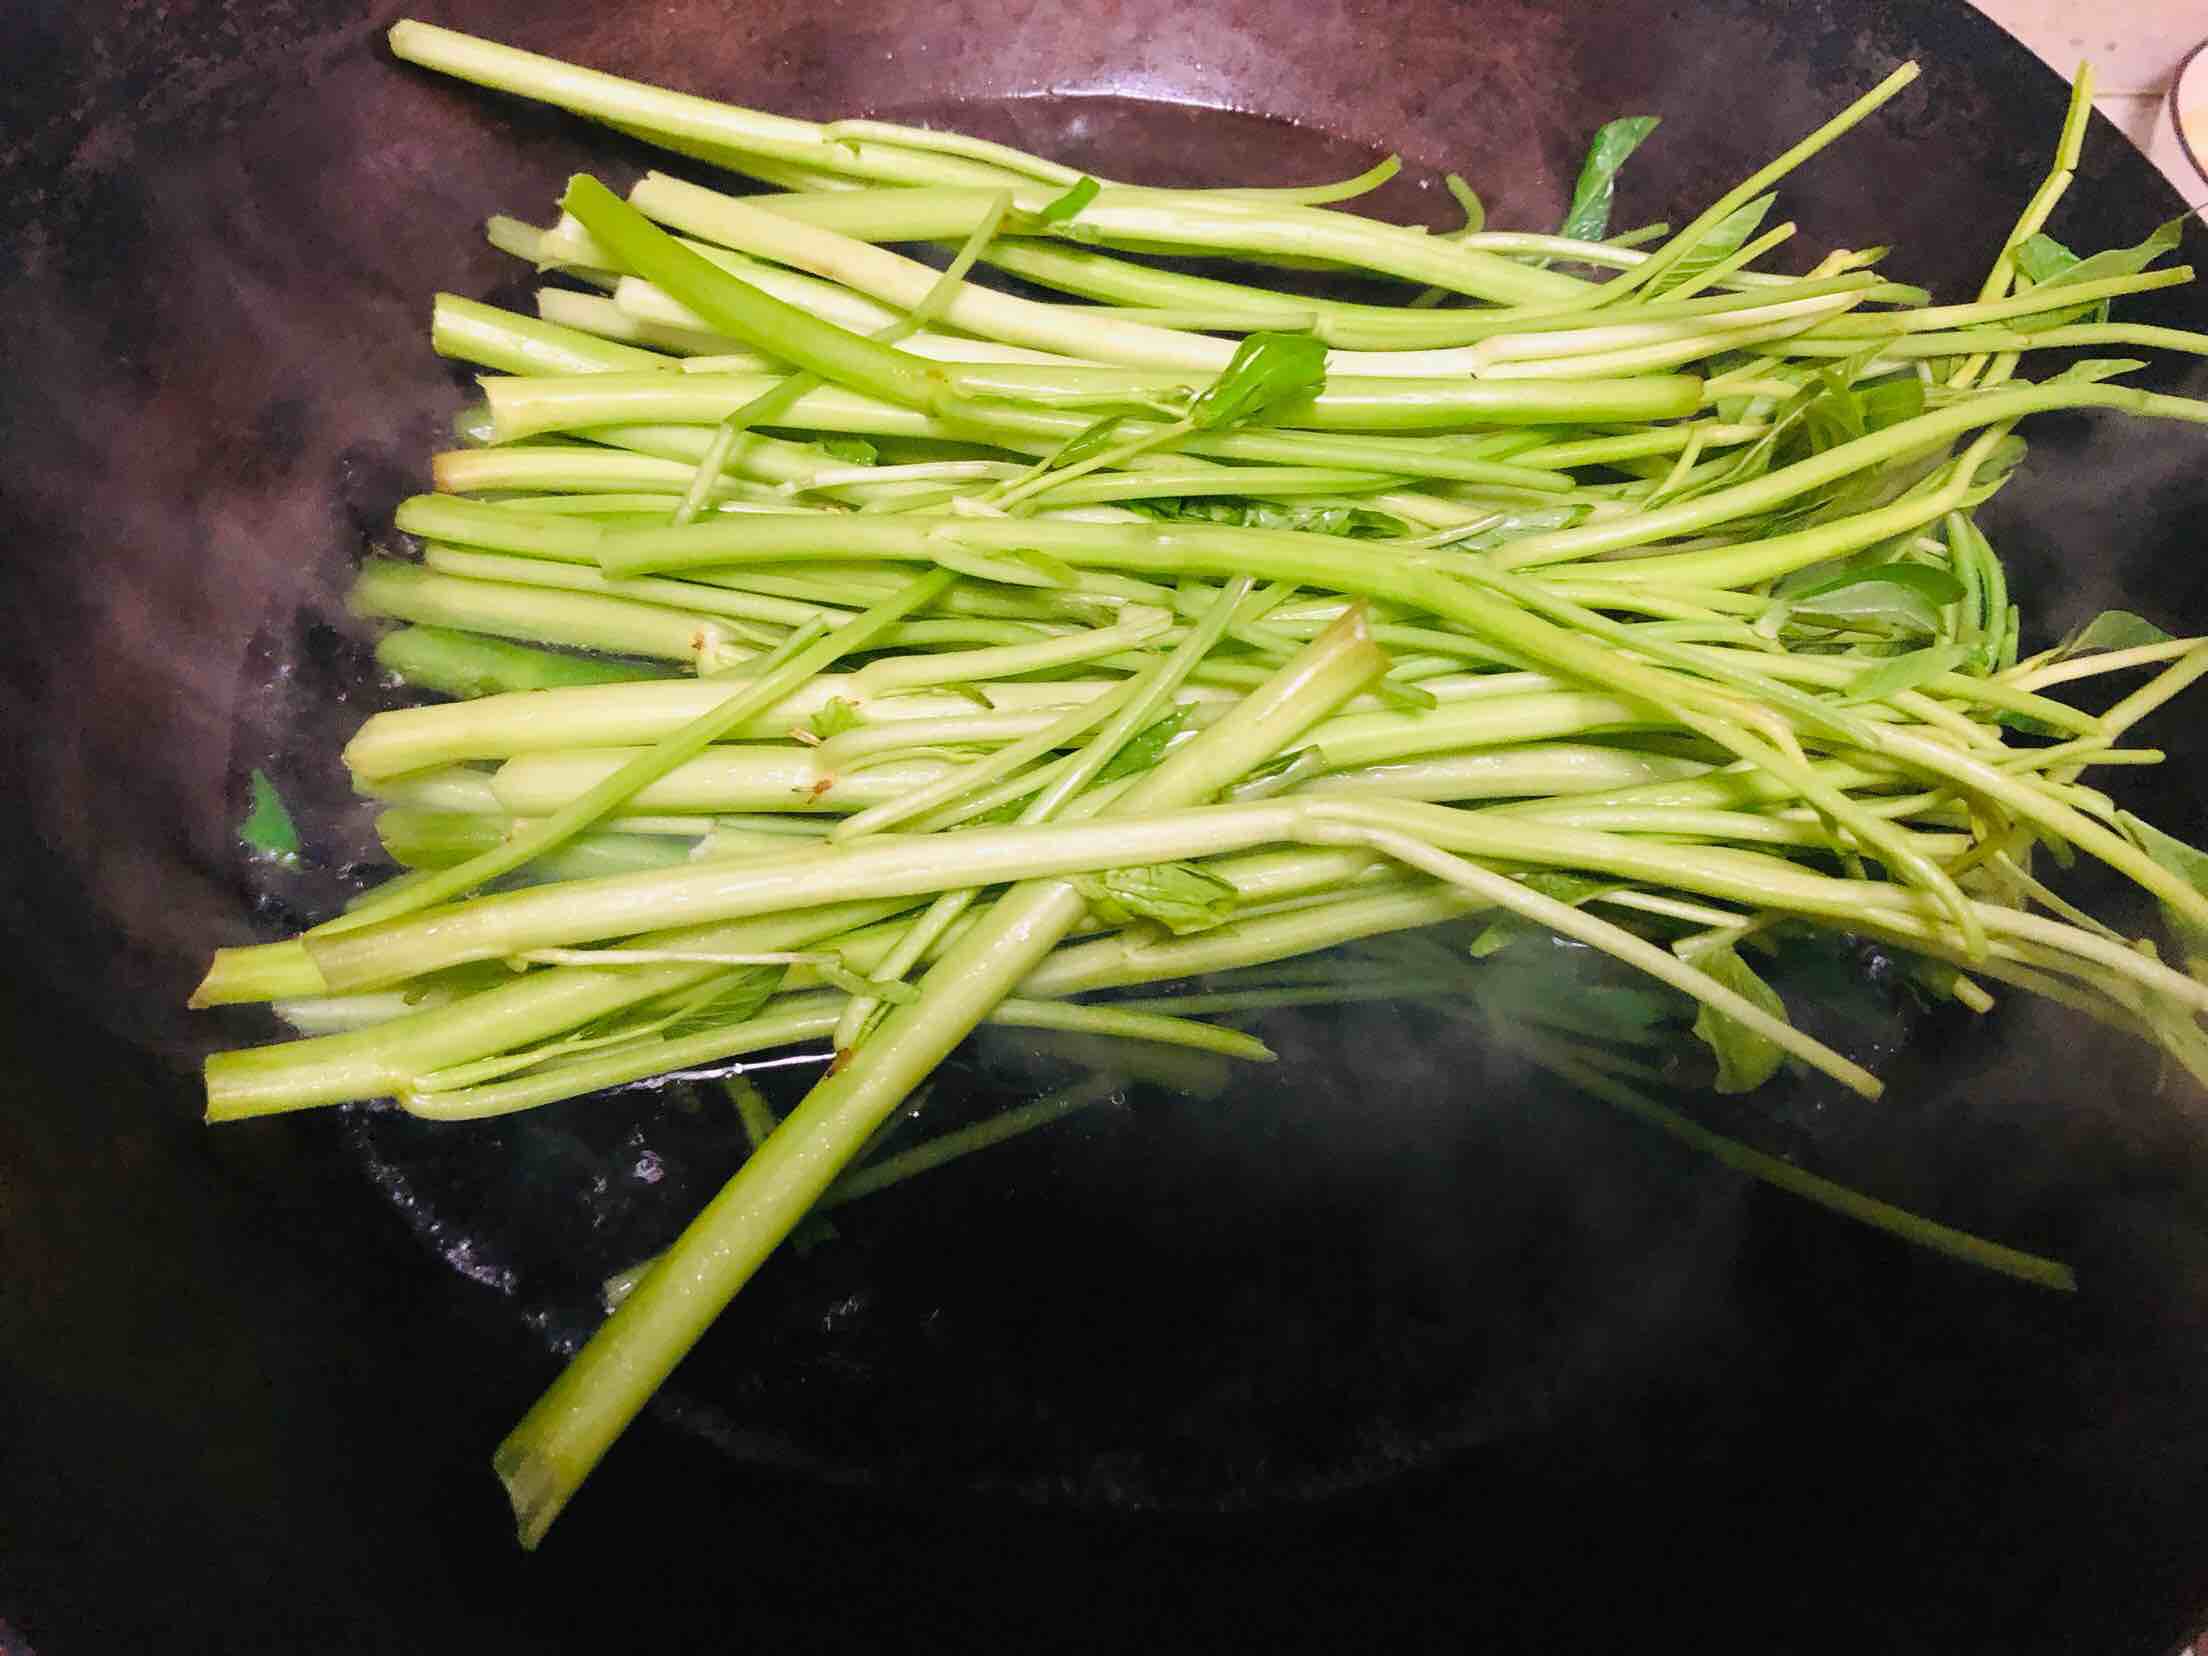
xmin=393 ymin=960 xmax=519 ymax=1009
xmin=1096 ymin=705 xmax=1191 ymax=781
xmin=936 ymin=540 xmax=1079 ymax=589
xmin=966 ymin=795 xmax=1032 ymax=826
xmin=1993 ymin=708 xmax=2068 ymax=739
xmin=2059 ymin=608 xmax=2173 ymax=659
xmin=1033 ymin=175 xmax=1101 ymax=225
xmin=1799 ymin=367 xmax=1868 ymax=453
xmin=1479 ymin=968 xmax=1680 ymax=1042
xmin=1786 ymin=562 xmax=1965 ymax=637
xmin=1245 ymin=503 xmax=1397 ymax=537
xmin=1670 ymin=425 xmax=1784 ymax=502
xmin=1076 ymin=862 xmax=1241 ymax=935
xmin=1557 ymin=116 xmax=1661 ymax=245
xmin=241 ymin=769 xmax=301 ymax=861
xmin=1443 ymin=504 xmax=1585 ymax=551
xmin=2021 ymin=216 xmax=2184 ymax=289
xmin=1375 ymin=677 xmax=1439 ymax=711
xmin=816 ymin=962 xmax=921 ymax=1004
xmin=1855 ymin=373 xmax=1926 ymax=432
xmin=1045 ymin=414 xmax=1128 ymax=471
xmin=1223 ymin=744 xmax=1323 ymax=801
xmin=1467 ymin=924 xmax=1515 ymax=960
xmin=2013 ymin=217 xmax=2185 ymax=328
xmin=2047 ymin=357 xmax=2147 ymax=385
xmin=1470 ymin=935 xmax=1678 ymax=1043
xmin=1531 ymin=983 xmax=1677 ymax=1043
xmin=1648 ymin=194 xmax=1773 ymax=297
xmin=658 ymin=965 xmax=788 ymax=1040
xmin=1143 ymin=498 xmax=1396 ymax=537
xmin=1689 ymin=945 xmax=1789 ymax=1093
xmin=1766 ymin=372 xmax=1952 ymax=524
xmin=809 ymin=697 xmax=865 ymax=740
xmin=1779 ymin=367 xmax=1923 ymax=468
xmin=1836 ymin=642 xmax=1970 ymax=705
xmin=1186 ymin=331 xmax=1328 ymax=431
xmin=1008 ymin=546 xmax=1079 ymax=587
xmin=1517 ymin=870 xmax=1627 ymax=905
xmin=2011 ymin=231 xmax=2082 ymax=287
xmin=1792 ymin=559 xmax=1967 ymax=606
xmin=1468 ymin=872 xmax=1624 ymax=957
xmin=819 ymin=436 xmax=878 ymax=466
xmin=2118 ymin=812 xmax=2208 ymax=974
xmin=1967 ymin=434 xmax=2029 ymax=491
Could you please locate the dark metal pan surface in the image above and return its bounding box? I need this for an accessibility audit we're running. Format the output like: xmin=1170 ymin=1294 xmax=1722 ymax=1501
xmin=3 ymin=3 xmax=2206 ymax=1650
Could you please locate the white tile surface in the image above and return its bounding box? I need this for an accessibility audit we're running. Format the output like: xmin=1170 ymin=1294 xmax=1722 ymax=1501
xmin=2095 ymin=92 xmax=2203 ymax=203
xmin=1971 ymin=0 xmax=2197 ymax=92
xmin=1971 ymin=0 xmax=2206 ymax=198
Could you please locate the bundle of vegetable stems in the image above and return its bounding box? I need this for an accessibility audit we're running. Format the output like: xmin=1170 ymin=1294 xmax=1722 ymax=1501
xmin=194 ymin=20 xmax=2208 ymax=1545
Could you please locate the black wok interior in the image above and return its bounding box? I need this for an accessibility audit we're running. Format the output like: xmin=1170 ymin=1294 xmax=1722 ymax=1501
xmin=4 ymin=1 xmax=2207 ymax=1650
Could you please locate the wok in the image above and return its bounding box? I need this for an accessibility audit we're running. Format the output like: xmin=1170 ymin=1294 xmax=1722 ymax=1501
xmin=4 ymin=1 xmax=2206 ymax=1649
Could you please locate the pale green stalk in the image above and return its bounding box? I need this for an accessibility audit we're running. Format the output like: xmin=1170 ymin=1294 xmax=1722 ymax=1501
xmin=1492 ymin=383 xmax=2208 ymax=570
xmin=603 ymin=1072 xmax=1129 ymax=1311
xmin=480 ymin=363 xmax=1701 ymax=442
xmin=432 ymin=446 xmax=760 ymax=500
xmin=562 ymin=389 xmax=1591 ymax=486
xmin=849 ymin=610 xmax=1169 ymax=694
xmin=613 ymin=262 xmax=906 ymax=344
xmin=566 ymin=507 xmax=2035 ymax=909
xmin=389 ymin=21 xmax=1047 ymax=189
xmin=535 ymin=288 xmax=755 ymax=358
xmin=816 ymin=118 xmax=1083 ymax=185
xmin=661 ymin=175 xmax=1017 ymax=530
xmin=1466 ymin=289 xmax=1863 ymax=365
xmin=1306 ymin=691 xmax=1662 ymax=768
xmin=296 ymin=763 xmax=2203 ymax=1003
xmin=402 ymin=991 xmax=1266 ymax=1121
xmin=486 ymin=749 xmax=956 ymax=818
xmin=341 ymin=674 xmax=1133 ymax=780
xmin=1948 ymin=65 xmax=2096 ymax=389
xmin=2096 ymin=644 xmax=2208 ymax=737
xmin=432 ymin=292 xmax=671 ymax=375
xmin=1304 ymin=820 xmax=1879 ymax=1095
xmin=967 ymin=236 xmax=1818 ymax=348
xmin=817 ymin=1074 xmax=1121 ymax=1205
xmin=351 ymin=561 xmax=723 ymax=665
xmin=1472 ymin=300 xmax=1867 ymax=381
xmin=1019 ymin=883 xmax=1485 ymax=998
xmin=2004 ymin=638 xmax=2205 ymax=694
xmin=1582 ymin=63 xmax=1922 ymax=309
xmin=416 ymin=547 xmax=834 ymax=634
xmin=1799 ymin=265 xmax=2191 ymax=338
xmin=641 ymin=175 xmax=1590 ymax=308
xmin=645 ymin=200 xmax=1030 ymax=527
xmin=832 ymin=578 xmax=1253 ymax=1047
xmin=325 ymin=567 xmax=955 ymax=932
xmin=1770 ymin=321 xmax=2208 ymax=365
xmin=373 ymin=626 xmax=670 ymax=697
xmin=1298 ymin=744 xmax=1712 ymax=803
xmin=477 ymin=695 xmax=1717 ymax=823
xmin=1506 ymin=1027 xmax=2073 ymax=1290
xmin=810 ymin=708 xmax=1068 ymax=766
xmin=198 ymin=899 xmax=913 ymax=1115
xmin=490 ymin=613 xmax=1387 ymax=1546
